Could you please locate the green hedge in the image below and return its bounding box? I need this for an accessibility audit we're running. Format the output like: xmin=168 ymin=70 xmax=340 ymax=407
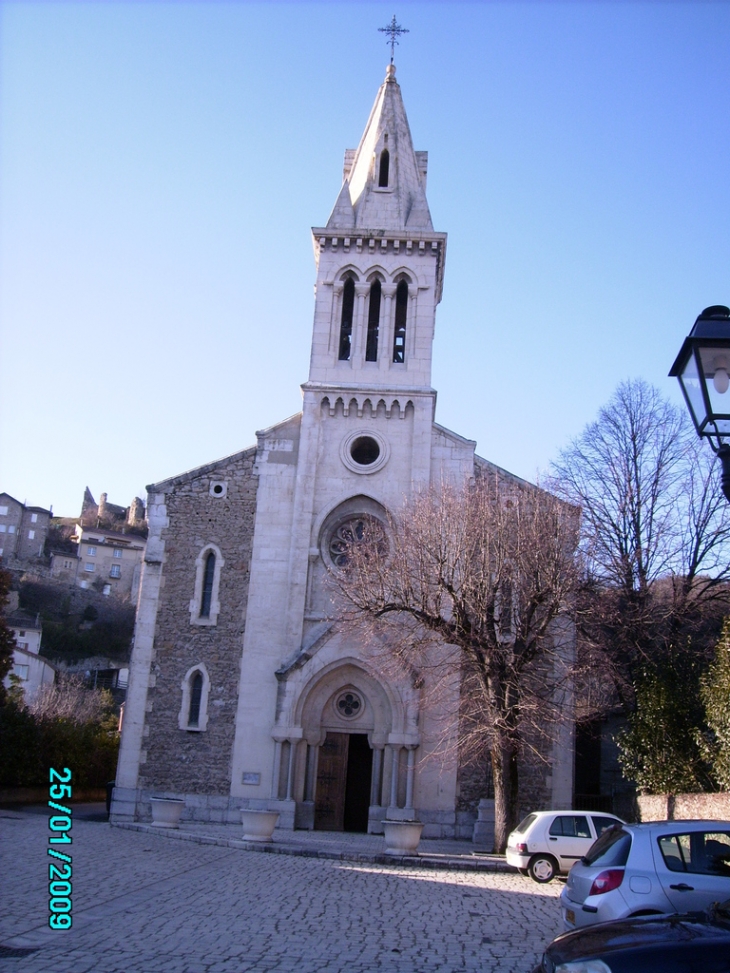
xmin=0 ymin=703 xmax=119 ymax=788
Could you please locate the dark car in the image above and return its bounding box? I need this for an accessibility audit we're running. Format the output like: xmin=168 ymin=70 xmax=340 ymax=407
xmin=532 ymin=901 xmax=730 ymax=973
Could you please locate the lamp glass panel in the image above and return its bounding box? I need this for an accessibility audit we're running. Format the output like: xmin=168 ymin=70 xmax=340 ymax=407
xmin=697 ymin=344 xmax=730 ymax=420
xmin=711 ymin=418 xmax=730 ymax=435
xmin=679 ymin=349 xmax=709 ymax=432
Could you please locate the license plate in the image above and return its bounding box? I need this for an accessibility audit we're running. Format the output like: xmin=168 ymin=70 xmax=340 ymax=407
xmin=565 ymin=909 xmax=575 ymax=926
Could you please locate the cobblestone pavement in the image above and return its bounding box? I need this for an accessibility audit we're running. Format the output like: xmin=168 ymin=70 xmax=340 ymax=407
xmin=2 ymin=805 xmax=562 ymax=973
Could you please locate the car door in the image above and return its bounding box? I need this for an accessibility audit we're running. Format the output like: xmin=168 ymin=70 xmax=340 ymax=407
xmin=653 ymin=828 xmax=730 ymax=913
xmin=547 ymin=814 xmax=595 ymax=869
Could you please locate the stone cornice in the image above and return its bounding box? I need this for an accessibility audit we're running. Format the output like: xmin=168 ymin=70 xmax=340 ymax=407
xmin=311 ymin=229 xmax=447 ymax=303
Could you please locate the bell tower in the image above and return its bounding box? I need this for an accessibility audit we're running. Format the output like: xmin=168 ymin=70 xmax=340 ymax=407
xmin=305 ymin=63 xmax=447 ymax=395
xmin=276 ymin=63 xmax=450 ymax=669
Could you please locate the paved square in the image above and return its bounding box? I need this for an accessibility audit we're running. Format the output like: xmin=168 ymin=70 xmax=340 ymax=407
xmin=2 ymin=807 xmax=562 ymax=973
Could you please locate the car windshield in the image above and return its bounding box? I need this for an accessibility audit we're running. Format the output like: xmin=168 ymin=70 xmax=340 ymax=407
xmin=583 ymin=826 xmax=631 ymax=867
xmin=514 ymin=813 xmax=538 ymax=835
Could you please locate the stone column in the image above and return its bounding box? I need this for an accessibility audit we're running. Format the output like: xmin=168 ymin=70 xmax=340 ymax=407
xmin=353 ymin=282 xmax=370 ymax=368
xmin=405 ymin=746 xmax=417 ymax=811
xmin=303 ymin=745 xmax=316 ymax=802
xmin=379 ymin=283 xmax=397 ymax=373
xmin=285 ymin=739 xmax=298 ymax=802
xmin=271 ymin=740 xmax=283 ymax=799
xmin=331 ymin=281 xmax=344 ymax=358
xmin=370 ymin=748 xmax=383 ymax=807
xmin=389 ymin=745 xmax=401 ymax=809
xmin=406 ymin=288 xmax=418 ymax=363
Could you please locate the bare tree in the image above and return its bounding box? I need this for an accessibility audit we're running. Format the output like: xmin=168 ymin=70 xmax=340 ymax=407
xmin=329 ymin=473 xmax=580 ymax=853
xmin=28 ymin=673 xmax=113 ymax=725
xmin=552 ymin=378 xmax=730 ymax=704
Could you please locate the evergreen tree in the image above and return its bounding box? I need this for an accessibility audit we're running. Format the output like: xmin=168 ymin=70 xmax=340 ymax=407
xmin=699 ymin=620 xmax=730 ymax=790
xmin=617 ymin=651 xmax=712 ymax=793
xmin=0 ymin=569 xmax=17 ymax=704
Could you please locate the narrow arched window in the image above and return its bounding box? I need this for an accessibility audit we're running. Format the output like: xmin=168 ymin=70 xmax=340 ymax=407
xmin=200 ymin=552 xmax=215 ymax=617
xmin=338 ymin=277 xmax=355 ymax=361
xmin=188 ymin=672 xmax=203 ymax=726
xmin=393 ymin=279 xmax=408 ymax=363
xmin=190 ymin=544 xmax=224 ymax=626
xmin=179 ymin=663 xmax=210 ymax=731
xmin=365 ymin=280 xmax=381 ymax=362
xmin=378 ymin=148 xmax=390 ymax=187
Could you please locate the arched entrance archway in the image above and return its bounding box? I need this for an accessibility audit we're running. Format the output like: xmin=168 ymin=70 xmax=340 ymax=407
xmin=296 ymin=663 xmax=394 ymax=834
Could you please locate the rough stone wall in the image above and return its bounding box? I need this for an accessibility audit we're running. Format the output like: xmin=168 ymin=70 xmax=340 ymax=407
xmin=140 ymin=447 xmax=258 ymax=795
xmin=638 ymin=792 xmax=730 ymax=821
xmin=456 ymin=722 xmax=553 ymax=819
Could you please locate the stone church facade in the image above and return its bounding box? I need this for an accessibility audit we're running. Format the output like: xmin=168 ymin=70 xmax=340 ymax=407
xmin=112 ymin=65 xmax=574 ymax=838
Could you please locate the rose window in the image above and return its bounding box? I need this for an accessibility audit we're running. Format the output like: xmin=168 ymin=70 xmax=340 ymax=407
xmin=329 ymin=518 xmax=367 ymax=567
xmin=328 ymin=516 xmax=386 ymax=568
xmin=336 ymin=691 xmax=363 ymax=719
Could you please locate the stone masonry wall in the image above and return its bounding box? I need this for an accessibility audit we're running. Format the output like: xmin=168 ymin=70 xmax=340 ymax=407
xmin=140 ymin=447 xmax=258 ymax=795
xmin=638 ymin=792 xmax=730 ymax=821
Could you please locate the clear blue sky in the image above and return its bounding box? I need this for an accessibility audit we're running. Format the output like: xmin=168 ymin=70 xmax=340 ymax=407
xmin=2 ymin=1 xmax=730 ymax=517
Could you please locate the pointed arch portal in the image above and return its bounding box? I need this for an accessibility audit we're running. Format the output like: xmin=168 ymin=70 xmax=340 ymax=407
xmin=298 ymin=663 xmax=389 ymax=833
xmin=271 ymin=659 xmax=419 ymax=833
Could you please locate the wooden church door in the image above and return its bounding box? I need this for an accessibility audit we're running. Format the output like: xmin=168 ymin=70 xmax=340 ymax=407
xmin=314 ymin=732 xmax=348 ymax=830
xmin=314 ymin=732 xmax=372 ymax=832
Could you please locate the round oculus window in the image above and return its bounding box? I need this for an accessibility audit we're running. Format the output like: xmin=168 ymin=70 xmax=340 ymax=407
xmin=340 ymin=430 xmax=390 ymax=474
xmin=350 ymin=436 xmax=380 ymax=466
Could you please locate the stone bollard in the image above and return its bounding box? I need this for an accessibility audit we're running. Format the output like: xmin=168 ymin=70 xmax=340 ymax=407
xmin=472 ymin=797 xmax=495 ymax=848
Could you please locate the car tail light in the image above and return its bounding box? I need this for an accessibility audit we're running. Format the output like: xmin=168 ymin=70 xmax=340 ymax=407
xmin=516 ymin=842 xmax=528 ymax=854
xmin=588 ymin=869 xmax=624 ymax=896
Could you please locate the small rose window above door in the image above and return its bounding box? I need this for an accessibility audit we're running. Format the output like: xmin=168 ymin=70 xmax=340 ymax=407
xmin=335 ymin=690 xmax=363 ymax=719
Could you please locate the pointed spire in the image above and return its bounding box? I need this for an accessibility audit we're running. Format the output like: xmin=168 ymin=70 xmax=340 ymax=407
xmin=326 ymin=64 xmax=433 ymax=233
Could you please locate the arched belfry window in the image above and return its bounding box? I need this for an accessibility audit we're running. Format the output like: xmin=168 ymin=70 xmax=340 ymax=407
xmin=338 ymin=276 xmax=355 ymax=361
xmin=189 ymin=544 xmax=224 ymax=626
xmin=393 ymin=279 xmax=408 ymax=363
xmin=179 ymin=664 xmax=211 ymax=732
xmin=378 ymin=148 xmax=390 ymax=188
xmin=366 ymin=280 xmax=381 ymax=362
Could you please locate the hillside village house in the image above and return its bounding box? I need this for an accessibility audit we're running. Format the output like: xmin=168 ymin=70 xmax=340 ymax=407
xmin=112 ymin=65 xmax=575 ymax=837
xmin=70 ymin=524 xmax=145 ymax=600
xmin=0 ymin=494 xmax=52 ymax=566
xmin=3 ymin=607 xmax=55 ymax=702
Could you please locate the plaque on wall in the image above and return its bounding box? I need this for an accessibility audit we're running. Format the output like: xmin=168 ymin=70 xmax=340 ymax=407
xmin=242 ymin=772 xmax=261 ymax=785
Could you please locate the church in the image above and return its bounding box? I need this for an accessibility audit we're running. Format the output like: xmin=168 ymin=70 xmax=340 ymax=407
xmin=111 ymin=62 xmax=574 ymax=838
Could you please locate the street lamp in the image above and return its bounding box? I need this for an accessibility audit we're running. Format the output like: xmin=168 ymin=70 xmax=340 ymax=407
xmin=670 ymin=304 xmax=730 ymax=502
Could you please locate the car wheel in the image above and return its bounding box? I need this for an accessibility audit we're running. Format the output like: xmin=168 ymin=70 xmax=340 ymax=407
xmin=527 ymin=854 xmax=558 ymax=883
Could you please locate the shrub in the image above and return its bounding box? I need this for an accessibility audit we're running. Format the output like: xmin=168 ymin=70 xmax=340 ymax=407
xmin=0 ymin=675 xmax=119 ymax=788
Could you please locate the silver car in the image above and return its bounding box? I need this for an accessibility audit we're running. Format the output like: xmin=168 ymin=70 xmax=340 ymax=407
xmin=560 ymin=819 xmax=730 ymax=931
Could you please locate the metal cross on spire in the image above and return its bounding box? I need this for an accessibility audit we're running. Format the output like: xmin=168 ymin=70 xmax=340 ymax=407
xmin=378 ymin=15 xmax=409 ymax=64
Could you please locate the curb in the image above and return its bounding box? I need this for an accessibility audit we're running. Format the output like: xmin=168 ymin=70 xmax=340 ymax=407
xmin=112 ymin=822 xmax=511 ymax=873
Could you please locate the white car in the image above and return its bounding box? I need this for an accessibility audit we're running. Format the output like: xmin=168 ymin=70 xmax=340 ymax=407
xmin=560 ymin=819 xmax=730 ymax=930
xmin=506 ymin=809 xmax=624 ymax=883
